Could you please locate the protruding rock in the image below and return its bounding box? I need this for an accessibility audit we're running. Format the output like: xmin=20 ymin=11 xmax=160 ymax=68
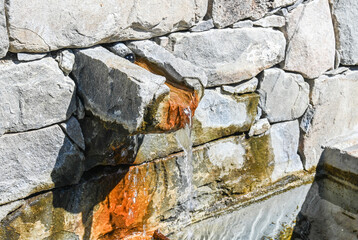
xmin=0 ymin=125 xmax=85 ymax=205
xmin=221 ymin=77 xmax=258 ymax=95
xmin=106 ymin=42 xmax=135 ymax=63
xmin=258 ymin=68 xmax=309 ymax=123
xmin=270 ymin=121 xmax=303 ymax=182
xmin=331 ymin=0 xmax=358 ymax=65
xmin=56 ymin=49 xmax=75 ymax=75
xmin=17 ymin=53 xmax=47 ymax=61
xmin=253 ymin=15 xmax=285 ymax=28
xmin=6 ymin=0 xmax=207 ymax=52
xmin=301 ymin=70 xmax=358 ymax=170
xmin=168 ymin=28 xmax=286 ymax=87
xmin=282 ymin=0 xmax=335 ymax=78
xmin=209 ymin=0 xmax=271 ymax=28
xmin=0 ymin=57 xmax=76 ymax=134
xmin=190 ymin=19 xmax=214 ymax=32
xmin=0 ymin=0 xmax=8 ymax=58
xmin=249 ymin=118 xmax=270 ymax=137
xmin=72 ymin=46 xmax=169 ymax=133
xmin=60 ymin=117 xmax=85 ymax=151
xmin=232 ymin=20 xmax=253 ymax=28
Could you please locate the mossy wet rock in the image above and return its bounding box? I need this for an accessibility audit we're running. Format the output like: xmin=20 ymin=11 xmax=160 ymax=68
xmin=0 ymin=125 xmax=85 ymax=205
xmin=0 ymin=0 xmax=8 ymax=58
xmin=258 ymin=68 xmax=309 ymax=123
xmin=72 ymin=46 xmax=169 ymax=134
xmin=166 ymin=28 xmax=286 ymax=87
xmin=6 ymin=0 xmax=207 ymax=53
xmin=301 ymin=70 xmax=358 ymax=170
xmin=0 ymin=57 xmax=76 ymax=135
xmin=282 ymin=0 xmax=335 ymax=79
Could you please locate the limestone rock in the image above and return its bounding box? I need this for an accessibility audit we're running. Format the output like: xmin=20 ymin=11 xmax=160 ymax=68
xmin=60 ymin=117 xmax=85 ymax=151
xmin=56 ymin=49 xmax=75 ymax=75
xmin=6 ymin=0 xmax=207 ymax=52
xmin=258 ymin=68 xmax=309 ymax=123
xmin=106 ymin=42 xmax=135 ymax=63
xmin=221 ymin=77 xmax=258 ymax=95
xmin=301 ymin=70 xmax=358 ymax=170
xmin=232 ymin=20 xmax=253 ymax=28
xmin=0 ymin=0 xmax=8 ymax=58
xmin=270 ymin=121 xmax=303 ymax=182
xmin=190 ymin=19 xmax=214 ymax=32
xmin=0 ymin=125 xmax=85 ymax=205
xmin=253 ymin=15 xmax=285 ymax=28
xmin=17 ymin=53 xmax=47 ymax=61
xmin=249 ymin=118 xmax=270 ymax=137
xmin=273 ymin=0 xmax=296 ymax=8
xmin=72 ymin=46 xmax=169 ymax=133
xmin=135 ymin=90 xmax=259 ymax=164
xmin=300 ymin=104 xmax=315 ymax=133
xmin=282 ymin=0 xmax=335 ymax=79
xmin=331 ymin=0 xmax=358 ymax=65
xmin=209 ymin=0 xmax=271 ymax=28
xmin=0 ymin=57 xmax=76 ymax=134
xmin=168 ymin=28 xmax=286 ymax=87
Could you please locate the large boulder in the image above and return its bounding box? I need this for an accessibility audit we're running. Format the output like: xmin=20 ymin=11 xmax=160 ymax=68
xmin=166 ymin=28 xmax=286 ymax=87
xmin=0 ymin=57 xmax=76 ymax=135
xmin=301 ymin=70 xmax=358 ymax=170
xmin=282 ymin=0 xmax=335 ymax=79
xmin=330 ymin=0 xmax=358 ymax=65
xmin=6 ymin=0 xmax=207 ymax=52
xmin=72 ymin=46 xmax=169 ymax=133
xmin=0 ymin=0 xmax=8 ymax=58
xmin=258 ymin=68 xmax=309 ymax=123
xmin=0 ymin=125 xmax=85 ymax=205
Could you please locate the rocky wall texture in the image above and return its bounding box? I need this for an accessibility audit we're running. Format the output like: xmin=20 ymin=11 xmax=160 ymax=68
xmin=0 ymin=0 xmax=357 ymax=239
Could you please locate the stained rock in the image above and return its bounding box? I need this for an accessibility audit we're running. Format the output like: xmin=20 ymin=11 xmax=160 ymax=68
xmin=0 ymin=57 xmax=76 ymax=134
xmin=331 ymin=0 xmax=358 ymax=65
xmin=253 ymin=15 xmax=285 ymax=28
xmin=258 ymin=68 xmax=309 ymax=123
xmin=221 ymin=77 xmax=258 ymax=95
xmin=168 ymin=28 xmax=286 ymax=87
xmin=301 ymin=70 xmax=358 ymax=170
xmin=72 ymin=46 xmax=169 ymax=133
xmin=60 ymin=117 xmax=85 ymax=151
xmin=270 ymin=121 xmax=303 ymax=182
xmin=0 ymin=125 xmax=85 ymax=205
xmin=0 ymin=0 xmax=8 ymax=58
xmin=56 ymin=49 xmax=75 ymax=75
xmin=190 ymin=19 xmax=214 ymax=32
xmin=248 ymin=118 xmax=270 ymax=137
xmin=17 ymin=53 xmax=47 ymax=61
xmin=0 ymin=200 xmax=24 ymax=222
xmin=6 ymin=0 xmax=207 ymax=52
xmin=209 ymin=0 xmax=271 ymax=28
xmin=282 ymin=0 xmax=335 ymax=79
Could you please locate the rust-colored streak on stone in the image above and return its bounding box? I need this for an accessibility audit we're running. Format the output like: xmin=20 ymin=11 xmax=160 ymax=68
xmin=91 ymin=165 xmax=157 ymax=240
xmin=135 ymin=58 xmax=200 ymax=132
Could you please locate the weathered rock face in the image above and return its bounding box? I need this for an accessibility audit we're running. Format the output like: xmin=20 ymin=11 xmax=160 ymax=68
xmin=167 ymin=28 xmax=286 ymax=87
xmin=72 ymin=46 xmax=169 ymax=133
xmin=221 ymin=77 xmax=258 ymax=95
xmin=0 ymin=125 xmax=84 ymax=205
xmin=208 ymin=0 xmax=271 ymax=28
xmin=282 ymin=0 xmax=335 ymax=79
xmin=0 ymin=57 xmax=76 ymax=135
xmin=0 ymin=0 xmax=8 ymax=58
xmin=301 ymin=70 xmax=358 ymax=170
xmin=330 ymin=0 xmax=358 ymax=65
xmin=253 ymin=15 xmax=285 ymax=28
xmin=6 ymin=0 xmax=207 ymax=53
xmin=258 ymin=68 xmax=309 ymax=123
xmin=273 ymin=0 xmax=296 ymax=8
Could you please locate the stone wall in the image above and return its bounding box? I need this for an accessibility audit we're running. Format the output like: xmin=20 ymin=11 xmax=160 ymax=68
xmin=0 ymin=0 xmax=357 ymax=239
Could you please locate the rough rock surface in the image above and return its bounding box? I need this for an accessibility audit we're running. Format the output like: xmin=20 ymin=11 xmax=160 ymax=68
xmin=209 ymin=0 xmax=271 ymax=28
xmin=56 ymin=49 xmax=75 ymax=75
xmin=190 ymin=19 xmax=214 ymax=32
xmin=273 ymin=0 xmax=296 ymax=8
xmin=0 ymin=125 xmax=84 ymax=205
xmin=60 ymin=117 xmax=85 ymax=151
xmin=72 ymin=46 xmax=169 ymax=133
xmin=0 ymin=0 xmax=7 ymax=58
xmin=270 ymin=121 xmax=303 ymax=182
xmin=232 ymin=20 xmax=253 ymax=28
xmin=0 ymin=57 xmax=76 ymax=135
xmin=282 ymin=0 xmax=335 ymax=79
xmin=168 ymin=28 xmax=286 ymax=87
xmin=221 ymin=77 xmax=258 ymax=95
xmin=248 ymin=118 xmax=270 ymax=137
xmin=331 ymin=0 xmax=358 ymax=65
xmin=258 ymin=68 xmax=309 ymax=123
xmin=17 ymin=53 xmax=47 ymax=61
xmin=6 ymin=0 xmax=207 ymax=52
xmin=253 ymin=15 xmax=285 ymax=28
xmin=301 ymin=71 xmax=358 ymax=170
